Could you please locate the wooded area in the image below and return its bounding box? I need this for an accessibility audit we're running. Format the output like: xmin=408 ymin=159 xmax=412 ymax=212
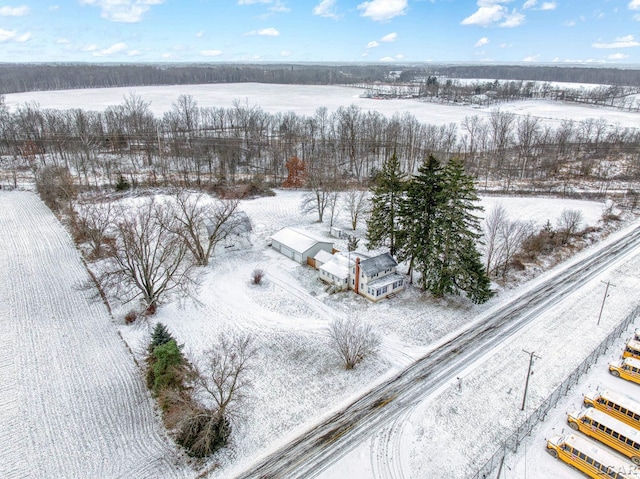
xmin=1 ymin=90 xmax=639 ymax=198
xmin=1 ymin=63 xmax=640 ymax=94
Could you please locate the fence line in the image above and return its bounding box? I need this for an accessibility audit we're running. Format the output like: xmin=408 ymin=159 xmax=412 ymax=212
xmin=471 ymin=304 xmax=640 ymax=479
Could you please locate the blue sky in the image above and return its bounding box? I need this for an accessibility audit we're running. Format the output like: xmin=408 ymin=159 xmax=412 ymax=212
xmin=1 ymin=0 xmax=639 ymax=64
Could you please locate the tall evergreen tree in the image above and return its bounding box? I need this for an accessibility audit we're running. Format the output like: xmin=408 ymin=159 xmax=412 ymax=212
xmin=396 ymin=154 xmax=444 ymax=288
xmin=397 ymin=155 xmax=493 ymax=303
xmin=366 ymin=153 xmax=406 ymax=256
xmin=437 ymin=158 xmax=493 ymax=303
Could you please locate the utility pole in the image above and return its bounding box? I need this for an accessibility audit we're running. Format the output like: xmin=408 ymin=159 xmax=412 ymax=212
xmin=597 ymin=280 xmax=616 ymax=326
xmin=521 ymin=350 xmax=541 ymax=411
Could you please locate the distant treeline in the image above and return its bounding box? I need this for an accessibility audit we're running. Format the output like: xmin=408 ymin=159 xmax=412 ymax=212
xmin=1 ymin=63 xmax=640 ymax=95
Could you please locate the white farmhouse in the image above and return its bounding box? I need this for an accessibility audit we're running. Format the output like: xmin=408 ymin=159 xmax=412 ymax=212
xmin=317 ymin=251 xmax=369 ymax=291
xmin=270 ymin=227 xmax=333 ymax=265
xmin=351 ymin=252 xmax=404 ymax=302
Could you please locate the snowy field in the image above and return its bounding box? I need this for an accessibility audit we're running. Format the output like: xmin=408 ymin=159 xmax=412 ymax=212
xmin=5 ymin=83 xmax=640 ymax=130
xmin=0 ymin=184 xmax=635 ymax=478
xmin=0 ymin=191 xmax=189 ymax=478
xmin=317 ymin=219 xmax=640 ymax=479
xmin=113 ymin=189 xmax=615 ymax=477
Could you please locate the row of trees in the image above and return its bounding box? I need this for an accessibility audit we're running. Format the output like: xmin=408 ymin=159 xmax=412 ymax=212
xmin=367 ymin=154 xmax=493 ymax=303
xmin=3 ymin=64 xmax=638 ymax=96
xmin=146 ymin=323 xmax=256 ymax=457
xmin=3 ymin=94 xmax=640 ymax=194
xmin=60 ymin=187 xmax=241 ymax=314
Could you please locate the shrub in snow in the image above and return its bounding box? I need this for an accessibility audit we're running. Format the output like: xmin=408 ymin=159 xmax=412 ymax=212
xmin=146 ymin=339 xmax=189 ymax=398
xmin=251 ymin=268 xmax=264 ymax=285
xmin=124 ymin=310 xmax=138 ymax=324
xmin=328 ymin=317 xmax=381 ymax=370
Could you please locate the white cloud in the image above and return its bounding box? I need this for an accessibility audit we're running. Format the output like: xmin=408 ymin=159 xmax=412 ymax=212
xmin=0 ymin=28 xmax=30 ymax=42
xmin=461 ymin=5 xmax=505 ymax=26
xmin=92 ymin=42 xmax=128 ymax=56
xmin=395 ymin=53 xmax=404 ymax=59
xmin=635 ymin=14 xmax=640 ymax=21
xmin=462 ymin=1 xmax=524 ymax=28
xmin=629 ymin=0 xmax=640 ymax=10
xmin=196 ymin=31 xmax=204 ymax=38
xmin=49 ymin=5 xmax=60 ymax=11
xmin=500 ymin=11 xmax=524 ymax=27
xmin=127 ymin=49 xmax=142 ymax=56
xmin=523 ymin=54 xmax=540 ymax=62
xmin=56 ymin=38 xmax=70 ymax=44
xmin=245 ymin=27 xmax=280 ymax=36
xmin=238 ymin=0 xmax=271 ymax=4
xmin=475 ymin=36 xmax=489 ymax=47
xmin=381 ymin=32 xmax=397 ymax=42
xmin=201 ymin=49 xmax=223 ymax=56
xmin=540 ymin=2 xmax=556 ymax=10
xmin=161 ymin=52 xmax=173 ymax=58
xmin=367 ymin=40 xmax=379 ymax=48
xmin=358 ymin=0 xmax=408 ymax=22
xmin=80 ymin=0 xmax=164 ymax=23
xmin=83 ymin=44 xmax=98 ymax=51
xmin=608 ymin=53 xmax=629 ymax=60
xmin=313 ymin=0 xmax=339 ymax=19
xmin=592 ymin=35 xmax=640 ymax=49
xmin=280 ymin=50 xmax=291 ymax=56
xmin=564 ymin=19 xmax=576 ymax=26
xmin=379 ymin=56 xmax=395 ymax=61
xmin=269 ymin=0 xmax=290 ymax=13
xmin=0 ymin=5 xmax=30 ymax=16
xmin=523 ymin=0 xmax=536 ymax=9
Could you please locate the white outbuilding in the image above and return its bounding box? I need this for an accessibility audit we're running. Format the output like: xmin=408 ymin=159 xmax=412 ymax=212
xmin=270 ymin=227 xmax=334 ymax=265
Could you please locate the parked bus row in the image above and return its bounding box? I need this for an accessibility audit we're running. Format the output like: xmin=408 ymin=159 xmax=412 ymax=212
xmin=546 ymin=330 xmax=640 ymax=478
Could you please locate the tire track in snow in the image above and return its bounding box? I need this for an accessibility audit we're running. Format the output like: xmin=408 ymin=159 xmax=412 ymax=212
xmin=0 ymin=191 xmax=189 ymax=479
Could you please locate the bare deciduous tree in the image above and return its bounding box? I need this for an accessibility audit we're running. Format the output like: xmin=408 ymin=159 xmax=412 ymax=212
xmin=168 ymin=190 xmax=240 ymax=266
xmin=100 ymin=198 xmax=198 ymax=314
xmin=73 ymin=200 xmax=114 ymax=259
xmin=328 ymin=317 xmax=380 ymax=370
xmin=343 ymin=188 xmax=368 ymax=230
xmin=195 ymin=333 xmax=256 ymax=420
xmin=482 ymin=203 xmax=508 ymax=275
xmin=556 ymin=208 xmax=583 ymax=244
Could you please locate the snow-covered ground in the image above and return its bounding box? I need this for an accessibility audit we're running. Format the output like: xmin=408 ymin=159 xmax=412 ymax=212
xmin=0 ymin=191 xmax=189 ymax=479
xmin=110 ymin=189 xmax=615 ymax=477
xmin=4 ymin=81 xmax=640 ymax=478
xmin=317 ymin=219 xmax=640 ymax=479
xmin=1 ymin=184 xmax=635 ymax=478
xmin=5 ymin=83 xmax=640 ymax=130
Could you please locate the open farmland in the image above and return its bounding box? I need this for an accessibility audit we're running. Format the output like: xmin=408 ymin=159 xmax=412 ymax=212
xmin=0 ymin=191 xmax=189 ymax=479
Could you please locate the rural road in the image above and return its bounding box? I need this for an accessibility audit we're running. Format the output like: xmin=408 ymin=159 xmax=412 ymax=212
xmin=232 ymin=223 xmax=640 ymax=479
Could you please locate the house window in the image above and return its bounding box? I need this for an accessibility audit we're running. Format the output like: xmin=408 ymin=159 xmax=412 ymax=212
xmin=381 ymin=285 xmax=388 ymax=294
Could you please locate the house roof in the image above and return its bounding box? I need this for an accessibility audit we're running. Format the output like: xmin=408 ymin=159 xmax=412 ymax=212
xmin=271 ymin=227 xmax=332 ymax=253
xmin=367 ymin=273 xmax=405 ymax=289
xmin=319 ymin=254 xmax=350 ymax=279
xmin=359 ymin=252 xmax=397 ymax=277
xmin=314 ymin=250 xmax=334 ymax=264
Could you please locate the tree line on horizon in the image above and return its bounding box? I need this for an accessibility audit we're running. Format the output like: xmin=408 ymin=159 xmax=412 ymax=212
xmin=2 ymin=63 xmax=640 ymax=95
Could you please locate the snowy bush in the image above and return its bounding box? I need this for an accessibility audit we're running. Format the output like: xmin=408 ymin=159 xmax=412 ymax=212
xmin=328 ymin=317 xmax=381 ymax=370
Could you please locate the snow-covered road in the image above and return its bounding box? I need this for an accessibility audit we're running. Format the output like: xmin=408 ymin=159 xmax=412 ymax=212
xmin=0 ymin=191 xmax=188 ymax=478
xmin=233 ymin=221 xmax=640 ymax=479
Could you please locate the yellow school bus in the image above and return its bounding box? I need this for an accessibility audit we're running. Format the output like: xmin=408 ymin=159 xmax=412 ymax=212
xmin=610 ymin=357 xmax=640 ymax=386
xmin=547 ymin=433 xmax=640 ymax=478
xmin=567 ymin=408 xmax=640 ymax=465
xmin=584 ymin=390 xmax=640 ymax=430
xmin=624 ymin=340 xmax=640 ymax=361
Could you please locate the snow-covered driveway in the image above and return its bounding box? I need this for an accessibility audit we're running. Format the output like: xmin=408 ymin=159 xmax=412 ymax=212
xmin=0 ymin=191 xmax=187 ymax=478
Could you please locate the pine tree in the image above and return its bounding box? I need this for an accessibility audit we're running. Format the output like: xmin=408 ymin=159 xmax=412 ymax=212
xmin=397 ymin=155 xmax=493 ymax=303
xmin=149 ymin=322 xmax=174 ymax=353
xmin=438 ymin=158 xmax=494 ymax=303
xmin=366 ymin=153 xmax=406 ymax=256
xmin=396 ymin=154 xmax=443 ymax=287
